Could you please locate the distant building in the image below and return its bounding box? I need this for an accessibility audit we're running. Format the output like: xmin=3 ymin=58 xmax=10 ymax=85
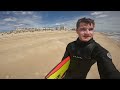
xmin=60 ymin=25 xmax=65 ymax=30
xmin=15 ymin=26 xmax=68 ymax=32
xmin=71 ymin=28 xmax=76 ymax=31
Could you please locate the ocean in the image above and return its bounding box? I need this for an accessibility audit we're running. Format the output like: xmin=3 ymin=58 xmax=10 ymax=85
xmin=101 ymin=31 xmax=120 ymax=47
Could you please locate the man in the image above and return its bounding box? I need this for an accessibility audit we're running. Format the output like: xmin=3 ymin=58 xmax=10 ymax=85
xmin=62 ymin=17 xmax=120 ymax=79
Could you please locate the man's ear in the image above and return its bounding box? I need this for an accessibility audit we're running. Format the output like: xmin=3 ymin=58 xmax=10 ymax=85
xmin=76 ymin=29 xmax=79 ymax=34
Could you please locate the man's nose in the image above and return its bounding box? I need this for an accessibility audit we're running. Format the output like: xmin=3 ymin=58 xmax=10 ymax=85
xmin=84 ymin=29 xmax=89 ymax=34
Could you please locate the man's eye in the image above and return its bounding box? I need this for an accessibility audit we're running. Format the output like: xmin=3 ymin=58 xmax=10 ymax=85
xmin=80 ymin=28 xmax=86 ymax=31
xmin=89 ymin=28 xmax=93 ymax=31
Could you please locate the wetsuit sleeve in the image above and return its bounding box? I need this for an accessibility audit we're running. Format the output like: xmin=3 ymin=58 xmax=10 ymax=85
xmin=93 ymin=45 xmax=120 ymax=79
xmin=61 ymin=44 xmax=70 ymax=61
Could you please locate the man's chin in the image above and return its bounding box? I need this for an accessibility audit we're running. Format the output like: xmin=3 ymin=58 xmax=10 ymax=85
xmin=81 ymin=38 xmax=91 ymax=42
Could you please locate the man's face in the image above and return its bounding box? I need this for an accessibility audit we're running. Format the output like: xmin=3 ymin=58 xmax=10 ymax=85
xmin=76 ymin=22 xmax=94 ymax=42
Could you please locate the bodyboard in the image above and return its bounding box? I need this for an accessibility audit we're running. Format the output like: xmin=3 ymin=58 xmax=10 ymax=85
xmin=45 ymin=56 xmax=70 ymax=79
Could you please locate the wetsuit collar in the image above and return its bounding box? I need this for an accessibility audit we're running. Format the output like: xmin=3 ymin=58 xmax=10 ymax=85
xmin=76 ymin=37 xmax=94 ymax=47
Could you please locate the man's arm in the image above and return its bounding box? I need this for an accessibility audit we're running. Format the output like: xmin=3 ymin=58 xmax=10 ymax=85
xmin=93 ymin=44 xmax=120 ymax=79
xmin=61 ymin=44 xmax=70 ymax=61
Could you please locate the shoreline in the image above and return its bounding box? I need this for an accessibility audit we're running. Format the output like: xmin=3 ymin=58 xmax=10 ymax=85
xmin=100 ymin=32 xmax=120 ymax=48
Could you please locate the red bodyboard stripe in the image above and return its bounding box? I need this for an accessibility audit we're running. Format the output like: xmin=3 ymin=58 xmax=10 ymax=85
xmin=45 ymin=56 xmax=70 ymax=78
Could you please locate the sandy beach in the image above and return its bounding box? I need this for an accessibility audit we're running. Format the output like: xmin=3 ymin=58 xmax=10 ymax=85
xmin=0 ymin=31 xmax=120 ymax=79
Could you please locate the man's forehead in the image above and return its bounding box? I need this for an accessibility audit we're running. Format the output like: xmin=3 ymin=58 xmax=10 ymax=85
xmin=79 ymin=23 xmax=94 ymax=27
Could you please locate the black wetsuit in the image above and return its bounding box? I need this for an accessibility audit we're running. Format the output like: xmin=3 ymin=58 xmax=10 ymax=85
xmin=62 ymin=38 xmax=120 ymax=79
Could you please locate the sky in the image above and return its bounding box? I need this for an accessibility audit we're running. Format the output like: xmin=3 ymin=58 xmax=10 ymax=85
xmin=0 ymin=11 xmax=120 ymax=32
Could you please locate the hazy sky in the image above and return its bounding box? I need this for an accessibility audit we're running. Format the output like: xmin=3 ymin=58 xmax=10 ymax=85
xmin=0 ymin=11 xmax=120 ymax=32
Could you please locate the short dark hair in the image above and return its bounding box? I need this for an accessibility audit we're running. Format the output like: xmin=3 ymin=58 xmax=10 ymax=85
xmin=76 ymin=17 xmax=95 ymax=29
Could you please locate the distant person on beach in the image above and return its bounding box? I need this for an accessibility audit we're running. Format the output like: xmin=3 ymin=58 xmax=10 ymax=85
xmin=62 ymin=17 xmax=120 ymax=79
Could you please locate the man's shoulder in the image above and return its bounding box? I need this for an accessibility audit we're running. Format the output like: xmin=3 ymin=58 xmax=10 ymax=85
xmin=91 ymin=41 xmax=111 ymax=59
xmin=67 ymin=40 xmax=76 ymax=47
xmin=65 ymin=40 xmax=77 ymax=51
xmin=93 ymin=41 xmax=108 ymax=53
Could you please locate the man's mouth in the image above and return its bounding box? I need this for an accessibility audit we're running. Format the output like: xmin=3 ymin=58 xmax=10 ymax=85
xmin=83 ymin=36 xmax=90 ymax=38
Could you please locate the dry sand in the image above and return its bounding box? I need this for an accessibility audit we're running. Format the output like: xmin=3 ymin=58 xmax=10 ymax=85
xmin=0 ymin=31 xmax=120 ymax=79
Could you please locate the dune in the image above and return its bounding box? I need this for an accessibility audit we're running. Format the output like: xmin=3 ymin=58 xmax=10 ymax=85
xmin=0 ymin=31 xmax=120 ymax=79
